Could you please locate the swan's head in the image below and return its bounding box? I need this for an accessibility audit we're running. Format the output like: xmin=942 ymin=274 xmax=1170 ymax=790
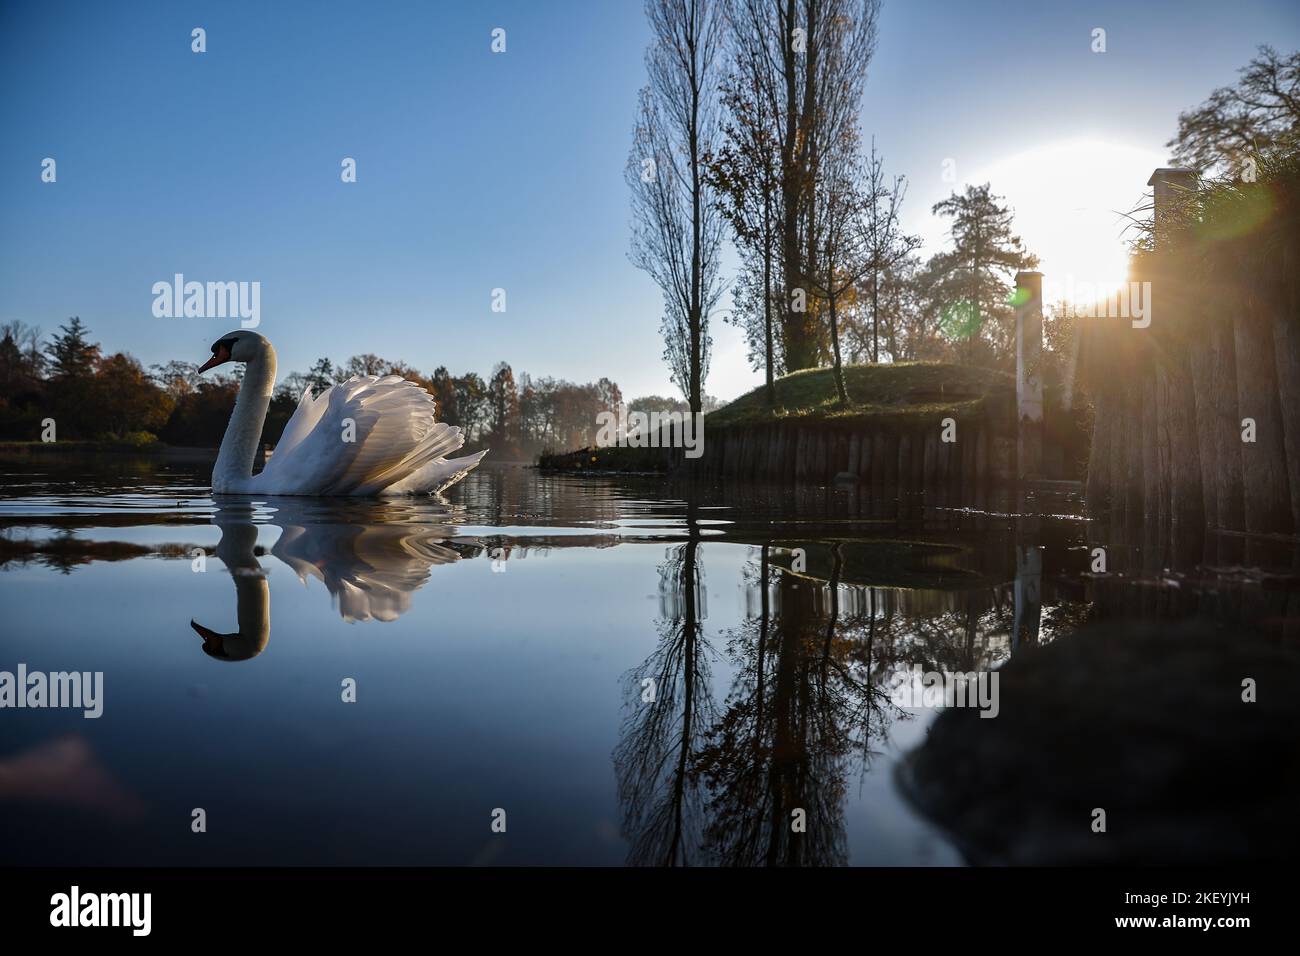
xmin=189 ymin=618 xmax=268 ymax=661
xmin=197 ymin=330 xmax=268 ymax=373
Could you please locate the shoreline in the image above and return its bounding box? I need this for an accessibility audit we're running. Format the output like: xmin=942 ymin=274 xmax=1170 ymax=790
xmin=0 ymin=441 xmax=218 ymax=463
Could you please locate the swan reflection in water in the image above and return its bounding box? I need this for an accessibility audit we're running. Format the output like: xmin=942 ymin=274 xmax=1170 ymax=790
xmin=190 ymin=496 xmax=466 ymax=661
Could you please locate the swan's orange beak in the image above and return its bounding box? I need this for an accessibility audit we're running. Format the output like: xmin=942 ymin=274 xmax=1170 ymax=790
xmin=198 ymin=342 xmax=232 ymax=374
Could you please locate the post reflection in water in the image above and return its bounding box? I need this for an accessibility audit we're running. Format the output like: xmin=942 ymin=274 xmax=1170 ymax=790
xmin=189 ymin=496 xmax=467 ymax=661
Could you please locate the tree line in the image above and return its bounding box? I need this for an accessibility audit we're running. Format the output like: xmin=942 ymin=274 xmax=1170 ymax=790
xmin=0 ymin=317 xmax=711 ymax=458
xmin=628 ymin=0 xmax=1041 ymax=413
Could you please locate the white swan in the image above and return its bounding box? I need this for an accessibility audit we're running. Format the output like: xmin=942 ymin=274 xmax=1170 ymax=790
xmin=197 ymin=330 xmax=487 ymax=495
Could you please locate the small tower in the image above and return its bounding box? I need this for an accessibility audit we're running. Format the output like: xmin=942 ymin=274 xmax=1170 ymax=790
xmin=1146 ymin=167 xmax=1197 ymax=242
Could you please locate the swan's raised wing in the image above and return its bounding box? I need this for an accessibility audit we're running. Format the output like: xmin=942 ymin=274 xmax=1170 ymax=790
xmin=253 ymin=376 xmax=467 ymax=496
xmin=381 ymin=449 xmax=489 ymax=494
xmin=271 ymin=386 xmax=330 ymax=464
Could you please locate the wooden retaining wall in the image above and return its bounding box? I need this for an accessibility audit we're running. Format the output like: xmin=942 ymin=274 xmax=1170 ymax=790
xmin=663 ymin=418 xmax=1017 ymax=493
xmin=1086 ymin=304 xmax=1298 ymax=536
xmin=1083 ymin=169 xmax=1299 ymax=537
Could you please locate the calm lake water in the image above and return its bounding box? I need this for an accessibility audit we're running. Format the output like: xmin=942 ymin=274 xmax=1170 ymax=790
xmin=2 ymin=457 xmax=1296 ymax=866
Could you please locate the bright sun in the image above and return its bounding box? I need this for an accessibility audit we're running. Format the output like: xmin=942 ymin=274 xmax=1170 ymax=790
xmin=972 ymin=139 xmax=1168 ymax=308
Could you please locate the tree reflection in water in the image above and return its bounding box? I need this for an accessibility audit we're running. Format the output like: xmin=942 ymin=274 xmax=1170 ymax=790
xmin=613 ymin=501 xmax=717 ymax=866
xmin=616 ymin=508 xmax=932 ymax=866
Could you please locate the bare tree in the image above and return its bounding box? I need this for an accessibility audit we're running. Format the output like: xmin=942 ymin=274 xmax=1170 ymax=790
xmin=805 ymin=132 xmax=915 ymax=401
xmin=628 ymin=0 xmax=727 ymax=415
xmin=807 ymin=140 xmax=869 ymax=403
xmin=860 ymin=139 xmax=920 ymax=362
xmin=725 ymin=256 xmax=786 ymax=387
xmin=342 ymin=353 xmax=387 ymax=377
xmin=710 ymin=62 xmax=781 ymax=404
xmin=1169 ymin=45 xmax=1300 ymax=175
xmin=0 ymin=321 xmax=44 ymax=371
xmin=726 ymin=0 xmax=881 ymax=372
xmin=875 ymin=252 xmax=925 ymax=361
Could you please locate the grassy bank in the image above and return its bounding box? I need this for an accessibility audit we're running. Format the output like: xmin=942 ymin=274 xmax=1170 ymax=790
xmin=539 ymin=362 xmax=1014 ymax=473
xmin=705 ymin=362 xmax=1011 ymax=428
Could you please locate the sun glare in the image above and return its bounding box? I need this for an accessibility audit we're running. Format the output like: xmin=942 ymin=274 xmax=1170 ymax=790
xmin=973 ymin=139 xmax=1168 ymax=309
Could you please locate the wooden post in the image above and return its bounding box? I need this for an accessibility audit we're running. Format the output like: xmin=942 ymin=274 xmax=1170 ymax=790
xmin=1147 ymin=167 xmax=1197 ymax=240
xmin=1015 ymin=271 xmax=1044 ymax=480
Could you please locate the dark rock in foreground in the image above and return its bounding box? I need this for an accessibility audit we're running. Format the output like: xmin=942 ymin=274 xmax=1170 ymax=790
xmin=897 ymin=620 xmax=1300 ymax=864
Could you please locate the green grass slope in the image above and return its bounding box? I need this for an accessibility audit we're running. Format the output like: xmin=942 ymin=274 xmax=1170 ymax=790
xmin=706 ymin=362 xmax=1013 ymax=428
xmin=539 ymin=362 xmax=1014 ymax=472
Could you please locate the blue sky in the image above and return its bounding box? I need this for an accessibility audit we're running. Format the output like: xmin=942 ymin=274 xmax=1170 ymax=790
xmin=2 ymin=0 xmax=1297 ymax=401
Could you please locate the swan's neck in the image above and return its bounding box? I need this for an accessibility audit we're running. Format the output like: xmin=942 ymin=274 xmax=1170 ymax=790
xmin=213 ymin=344 xmax=276 ymax=491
